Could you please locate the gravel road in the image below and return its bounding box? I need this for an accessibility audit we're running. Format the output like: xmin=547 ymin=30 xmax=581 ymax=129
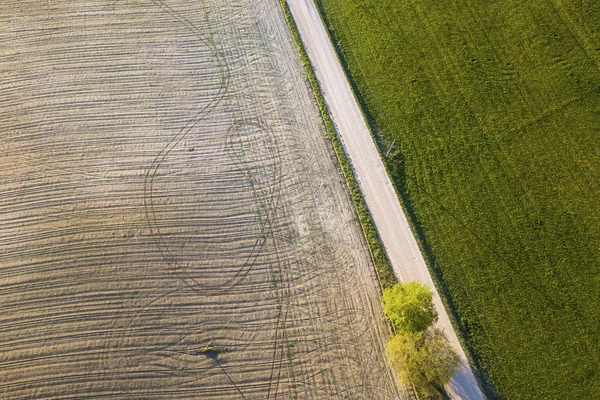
xmin=287 ymin=0 xmax=486 ymax=398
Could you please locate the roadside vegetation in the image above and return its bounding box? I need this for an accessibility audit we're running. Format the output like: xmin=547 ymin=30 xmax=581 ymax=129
xmin=384 ymin=281 xmax=459 ymax=399
xmin=280 ymin=0 xmax=397 ymax=289
xmin=315 ymin=0 xmax=600 ymax=398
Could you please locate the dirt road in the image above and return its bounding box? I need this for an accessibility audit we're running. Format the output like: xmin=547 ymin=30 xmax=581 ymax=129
xmin=287 ymin=0 xmax=485 ymax=398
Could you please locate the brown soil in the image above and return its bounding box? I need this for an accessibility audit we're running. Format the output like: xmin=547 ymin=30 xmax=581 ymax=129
xmin=0 ymin=1 xmax=406 ymax=398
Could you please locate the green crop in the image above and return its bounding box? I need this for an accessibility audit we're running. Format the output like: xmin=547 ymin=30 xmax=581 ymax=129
xmin=315 ymin=0 xmax=600 ymax=398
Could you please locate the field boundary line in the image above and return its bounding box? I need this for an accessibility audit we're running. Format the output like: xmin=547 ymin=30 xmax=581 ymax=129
xmin=279 ymin=0 xmax=397 ymax=293
xmin=280 ymin=3 xmax=406 ymax=397
xmin=283 ymin=1 xmax=487 ymax=398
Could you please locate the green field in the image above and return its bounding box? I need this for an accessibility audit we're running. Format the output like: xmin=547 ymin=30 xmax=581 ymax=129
xmin=315 ymin=0 xmax=600 ymax=398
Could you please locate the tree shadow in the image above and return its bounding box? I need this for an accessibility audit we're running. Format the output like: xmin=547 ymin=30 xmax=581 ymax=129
xmin=202 ymin=349 xmax=248 ymax=400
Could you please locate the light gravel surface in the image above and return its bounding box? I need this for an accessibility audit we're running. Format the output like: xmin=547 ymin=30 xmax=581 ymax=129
xmin=287 ymin=0 xmax=485 ymax=398
xmin=0 ymin=0 xmax=407 ymax=398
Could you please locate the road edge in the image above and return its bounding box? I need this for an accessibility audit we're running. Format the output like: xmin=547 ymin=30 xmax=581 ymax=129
xmin=279 ymin=0 xmax=398 ymax=292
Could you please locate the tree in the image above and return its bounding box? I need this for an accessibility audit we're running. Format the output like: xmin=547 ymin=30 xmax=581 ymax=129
xmin=383 ymin=281 xmax=438 ymax=333
xmin=386 ymin=328 xmax=460 ymax=399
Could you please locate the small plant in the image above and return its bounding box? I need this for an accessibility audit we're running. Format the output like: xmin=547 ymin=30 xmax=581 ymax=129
xmin=197 ymin=346 xmax=220 ymax=355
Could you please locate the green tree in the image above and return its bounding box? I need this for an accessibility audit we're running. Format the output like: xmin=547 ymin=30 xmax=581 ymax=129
xmin=383 ymin=281 xmax=438 ymax=333
xmin=387 ymin=328 xmax=460 ymax=399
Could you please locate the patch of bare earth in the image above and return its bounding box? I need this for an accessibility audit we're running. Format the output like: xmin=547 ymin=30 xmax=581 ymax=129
xmin=0 ymin=1 xmax=407 ymax=398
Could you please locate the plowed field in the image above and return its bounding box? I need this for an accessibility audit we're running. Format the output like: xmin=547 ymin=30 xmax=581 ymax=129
xmin=0 ymin=1 xmax=404 ymax=398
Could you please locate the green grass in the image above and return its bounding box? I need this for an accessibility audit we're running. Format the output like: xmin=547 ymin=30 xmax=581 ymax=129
xmin=280 ymin=0 xmax=397 ymax=291
xmin=314 ymin=0 xmax=600 ymax=399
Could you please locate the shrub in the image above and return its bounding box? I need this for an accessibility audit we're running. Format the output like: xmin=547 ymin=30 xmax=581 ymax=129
xmin=383 ymin=281 xmax=438 ymax=333
xmin=387 ymin=328 xmax=460 ymax=399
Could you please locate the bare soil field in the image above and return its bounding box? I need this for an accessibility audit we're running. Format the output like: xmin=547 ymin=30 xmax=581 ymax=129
xmin=0 ymin=1 xmax=405 ymax=399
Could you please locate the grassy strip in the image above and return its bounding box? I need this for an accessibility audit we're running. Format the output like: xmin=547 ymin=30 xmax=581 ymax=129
xmin=313 ymin=0 xmax=600 ymax=399
xmin=279 ymin=0 xmax=396 ymax=290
